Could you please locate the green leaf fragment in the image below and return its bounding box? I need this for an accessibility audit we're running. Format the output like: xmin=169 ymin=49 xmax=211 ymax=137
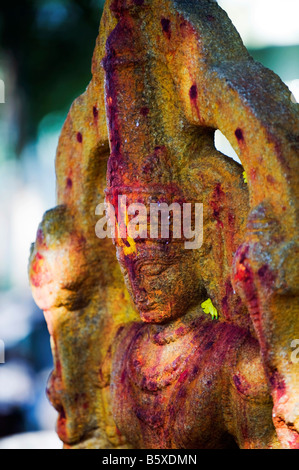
xmin=201 ymin=298 xmax=218 ymax=320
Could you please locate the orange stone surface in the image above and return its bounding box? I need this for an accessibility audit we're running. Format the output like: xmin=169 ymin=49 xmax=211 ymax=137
xmin=29 ymin=0 xmax=299 ymax=448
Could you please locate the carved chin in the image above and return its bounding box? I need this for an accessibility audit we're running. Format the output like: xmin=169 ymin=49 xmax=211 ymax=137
xmin=138 ymin=305 xmax=178 ymax=324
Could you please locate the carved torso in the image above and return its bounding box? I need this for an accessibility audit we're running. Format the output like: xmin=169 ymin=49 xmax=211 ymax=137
xmin=110 ymin=316 xmax=266 ymax=448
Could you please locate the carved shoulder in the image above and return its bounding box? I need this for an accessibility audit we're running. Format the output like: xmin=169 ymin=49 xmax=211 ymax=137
xmin=99 ymin=322 xmax=142 ymax=389
xmin=229 ymin=335 xmax=271 ymax=404
xmin=222 ymin=335 xmax=282 ymax=448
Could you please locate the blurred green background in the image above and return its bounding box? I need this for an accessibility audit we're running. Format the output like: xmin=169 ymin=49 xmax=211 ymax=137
xmin=0 ymin=0 xmax=298 ymax=449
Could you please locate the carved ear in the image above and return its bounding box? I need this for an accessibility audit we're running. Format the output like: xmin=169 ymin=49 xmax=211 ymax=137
xmin=189 ymin=149 xmax=251 ymax=331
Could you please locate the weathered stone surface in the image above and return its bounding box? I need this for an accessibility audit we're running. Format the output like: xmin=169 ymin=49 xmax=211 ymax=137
xmin=29 ymin=0 xmax=299 ymax=448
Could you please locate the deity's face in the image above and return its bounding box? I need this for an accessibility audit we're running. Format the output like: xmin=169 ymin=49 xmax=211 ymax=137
xmin=116 ymin=240 xmax=203 ymax=324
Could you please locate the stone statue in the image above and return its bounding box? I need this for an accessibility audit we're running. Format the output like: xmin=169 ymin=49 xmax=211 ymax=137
xmin=28 ymin=0 xmax=299 ymax=448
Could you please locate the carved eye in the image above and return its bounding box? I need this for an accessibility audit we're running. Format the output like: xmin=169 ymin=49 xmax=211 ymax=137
xmin=139 ymin=263 xmax=168 ymax=276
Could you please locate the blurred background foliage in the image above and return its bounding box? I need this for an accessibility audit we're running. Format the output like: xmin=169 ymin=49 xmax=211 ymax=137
xmin=0 ymin=0 xmax=103 ymax=155
xmin=0 ymin=0 xmax=298 ymax=449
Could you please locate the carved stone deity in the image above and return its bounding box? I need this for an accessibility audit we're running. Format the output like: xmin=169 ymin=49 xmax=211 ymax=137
xmin=29 ymin=0 xmax=299 ymax=448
